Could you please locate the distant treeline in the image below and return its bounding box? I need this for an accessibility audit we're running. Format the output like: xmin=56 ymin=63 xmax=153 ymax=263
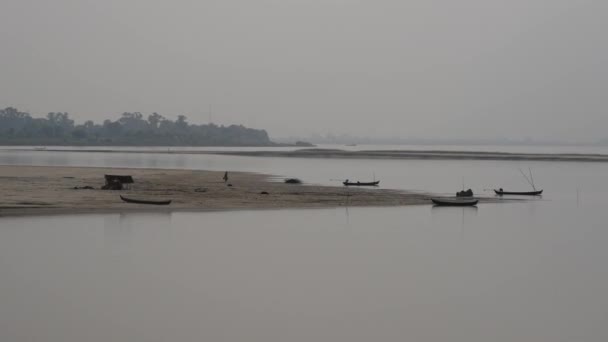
xmin=0 ymin=107 xmax=273 ymax=146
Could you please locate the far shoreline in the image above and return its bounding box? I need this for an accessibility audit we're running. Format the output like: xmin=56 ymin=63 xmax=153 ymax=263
xmin=4 ymin=146 xmax=608 ymax=163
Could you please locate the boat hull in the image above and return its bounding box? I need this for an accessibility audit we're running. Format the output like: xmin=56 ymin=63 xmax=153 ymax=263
xmin=120 ymin=195 xmax=172 ymax=205
xmin=494 ymin=190 xmax=543 ymax=196
xmin=343 ymin=181 xmax=380 ymax=186
xmin=431 ymin=198 xmax=478 ymax=206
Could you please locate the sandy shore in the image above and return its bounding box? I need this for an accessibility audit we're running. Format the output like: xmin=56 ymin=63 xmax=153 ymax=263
xmin=0 ymin=165 xmax=456 ymax=217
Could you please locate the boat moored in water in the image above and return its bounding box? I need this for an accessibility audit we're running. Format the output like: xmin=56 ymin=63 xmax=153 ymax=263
xmin=494 ymin=168 xmax=543 ymax=196
xmin=494 ymin=189 xmax=543 ymax=196
xmin=343 ymin=180 xmax=380 ymax=186
xmin=431 ymin=197 xmax=479 ymax=206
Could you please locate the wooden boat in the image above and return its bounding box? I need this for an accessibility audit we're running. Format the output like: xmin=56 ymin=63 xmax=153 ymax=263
xmin=120 ymin=195 xmax=172 ymax=205
xmin=494 ymin=168 xmax=543 ymax=196
xmin=431 ymin=197 xmax=478 ymax=206
xmin=343 ymin=180 xmax=380 ymax=186
xmin=494 ymin=189 xmax=543 ymax=196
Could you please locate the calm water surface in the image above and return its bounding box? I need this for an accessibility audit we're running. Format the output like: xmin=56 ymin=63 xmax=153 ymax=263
xmin=1 ymin=150 xmax=608 ymax=341
xmin=1 ymin=204 xmax=608 ymax=342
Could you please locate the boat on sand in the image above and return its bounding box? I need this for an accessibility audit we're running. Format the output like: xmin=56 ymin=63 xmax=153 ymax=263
xmin=120 ymin=195 xmax=172 ymax=205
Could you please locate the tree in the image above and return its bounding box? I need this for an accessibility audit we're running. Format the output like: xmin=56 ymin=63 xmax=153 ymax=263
xmin=72 ymin=129 xmax=87 ymax=139
xmin=119 ymin=112 xmax=147 ymax=132
xmin=46 ymin=112 xmax=74 ymax=138
xmin=176 ymin=115 xmax=188 ymax=130
xmin=0 ymin=107 xmax=32 ymax=134
xmin=0 ymin=108 xmax=273 ymax=146
xmin=103 ymin=120 xmax=123 ymax=137
xmin=147 ymin=112 xmax=164 ymax=130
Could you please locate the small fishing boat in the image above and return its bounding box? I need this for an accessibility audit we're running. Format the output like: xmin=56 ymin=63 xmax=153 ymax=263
xmin=495 ymin=168 xmax=543 ymax=196
xmin=120 ymin=195 xmax=172 ymax=205
xmin=494 ymin=189 xmax=543 ymax=196
xmin=343 ymin=180 xmax=380 ymax=186
xmin=431 ymin=197 xmax=478 ymax=206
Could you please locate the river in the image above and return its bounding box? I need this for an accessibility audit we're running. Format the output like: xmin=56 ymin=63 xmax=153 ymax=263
xmin=1 ymin=147 xmax=607 ymax=341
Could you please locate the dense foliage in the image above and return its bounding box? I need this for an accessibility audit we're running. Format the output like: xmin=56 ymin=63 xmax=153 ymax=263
xmin=0 ymin=107 xmax=273 ymax=146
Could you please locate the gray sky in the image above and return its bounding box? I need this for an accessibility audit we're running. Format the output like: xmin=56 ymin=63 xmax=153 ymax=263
xmin=1 ymin=0 xmax=606 ymax=142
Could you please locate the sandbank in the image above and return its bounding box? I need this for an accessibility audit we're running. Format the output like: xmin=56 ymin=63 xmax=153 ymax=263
xmin=0 ymin=165 xmax=448 ymax=217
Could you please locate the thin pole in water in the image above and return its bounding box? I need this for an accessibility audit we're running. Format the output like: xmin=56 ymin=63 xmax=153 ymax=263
xmin=528 ymin=167 xmax=536 ymax=191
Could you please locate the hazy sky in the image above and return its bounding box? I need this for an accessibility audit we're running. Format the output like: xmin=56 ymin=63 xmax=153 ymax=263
xmin=1 ymin=0 xmax=606 ymax=141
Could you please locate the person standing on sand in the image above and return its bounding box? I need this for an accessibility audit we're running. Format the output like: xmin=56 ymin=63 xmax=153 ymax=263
xmin=223 ymin=171 xmax=228 ymax=183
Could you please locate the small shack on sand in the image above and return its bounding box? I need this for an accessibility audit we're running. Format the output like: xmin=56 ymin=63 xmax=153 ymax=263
xmin=102 ymin=174 xmax=134 ymax=190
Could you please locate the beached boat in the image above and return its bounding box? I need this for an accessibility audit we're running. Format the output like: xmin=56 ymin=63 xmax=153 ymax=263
xmin=431 ymin=197 xmax=479 ymax=206
xmin=494 ymin=189 xmax=543 ymax=196
xmin=343 ymin=180 xmax=380 ymax=186
xmin=120 ymin=195 xmax=172 ymax=205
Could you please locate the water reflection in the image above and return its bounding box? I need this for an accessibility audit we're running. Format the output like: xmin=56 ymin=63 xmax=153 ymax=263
xmin=102 ymin=212 xmax=173 ymax=260
xmin=430 ymin=205 xmax=478 ymax=237
xmin=2 ymin=205 xmax=608 ymax=341
xmin=430 ymin=205 xmax=479 ymax=216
